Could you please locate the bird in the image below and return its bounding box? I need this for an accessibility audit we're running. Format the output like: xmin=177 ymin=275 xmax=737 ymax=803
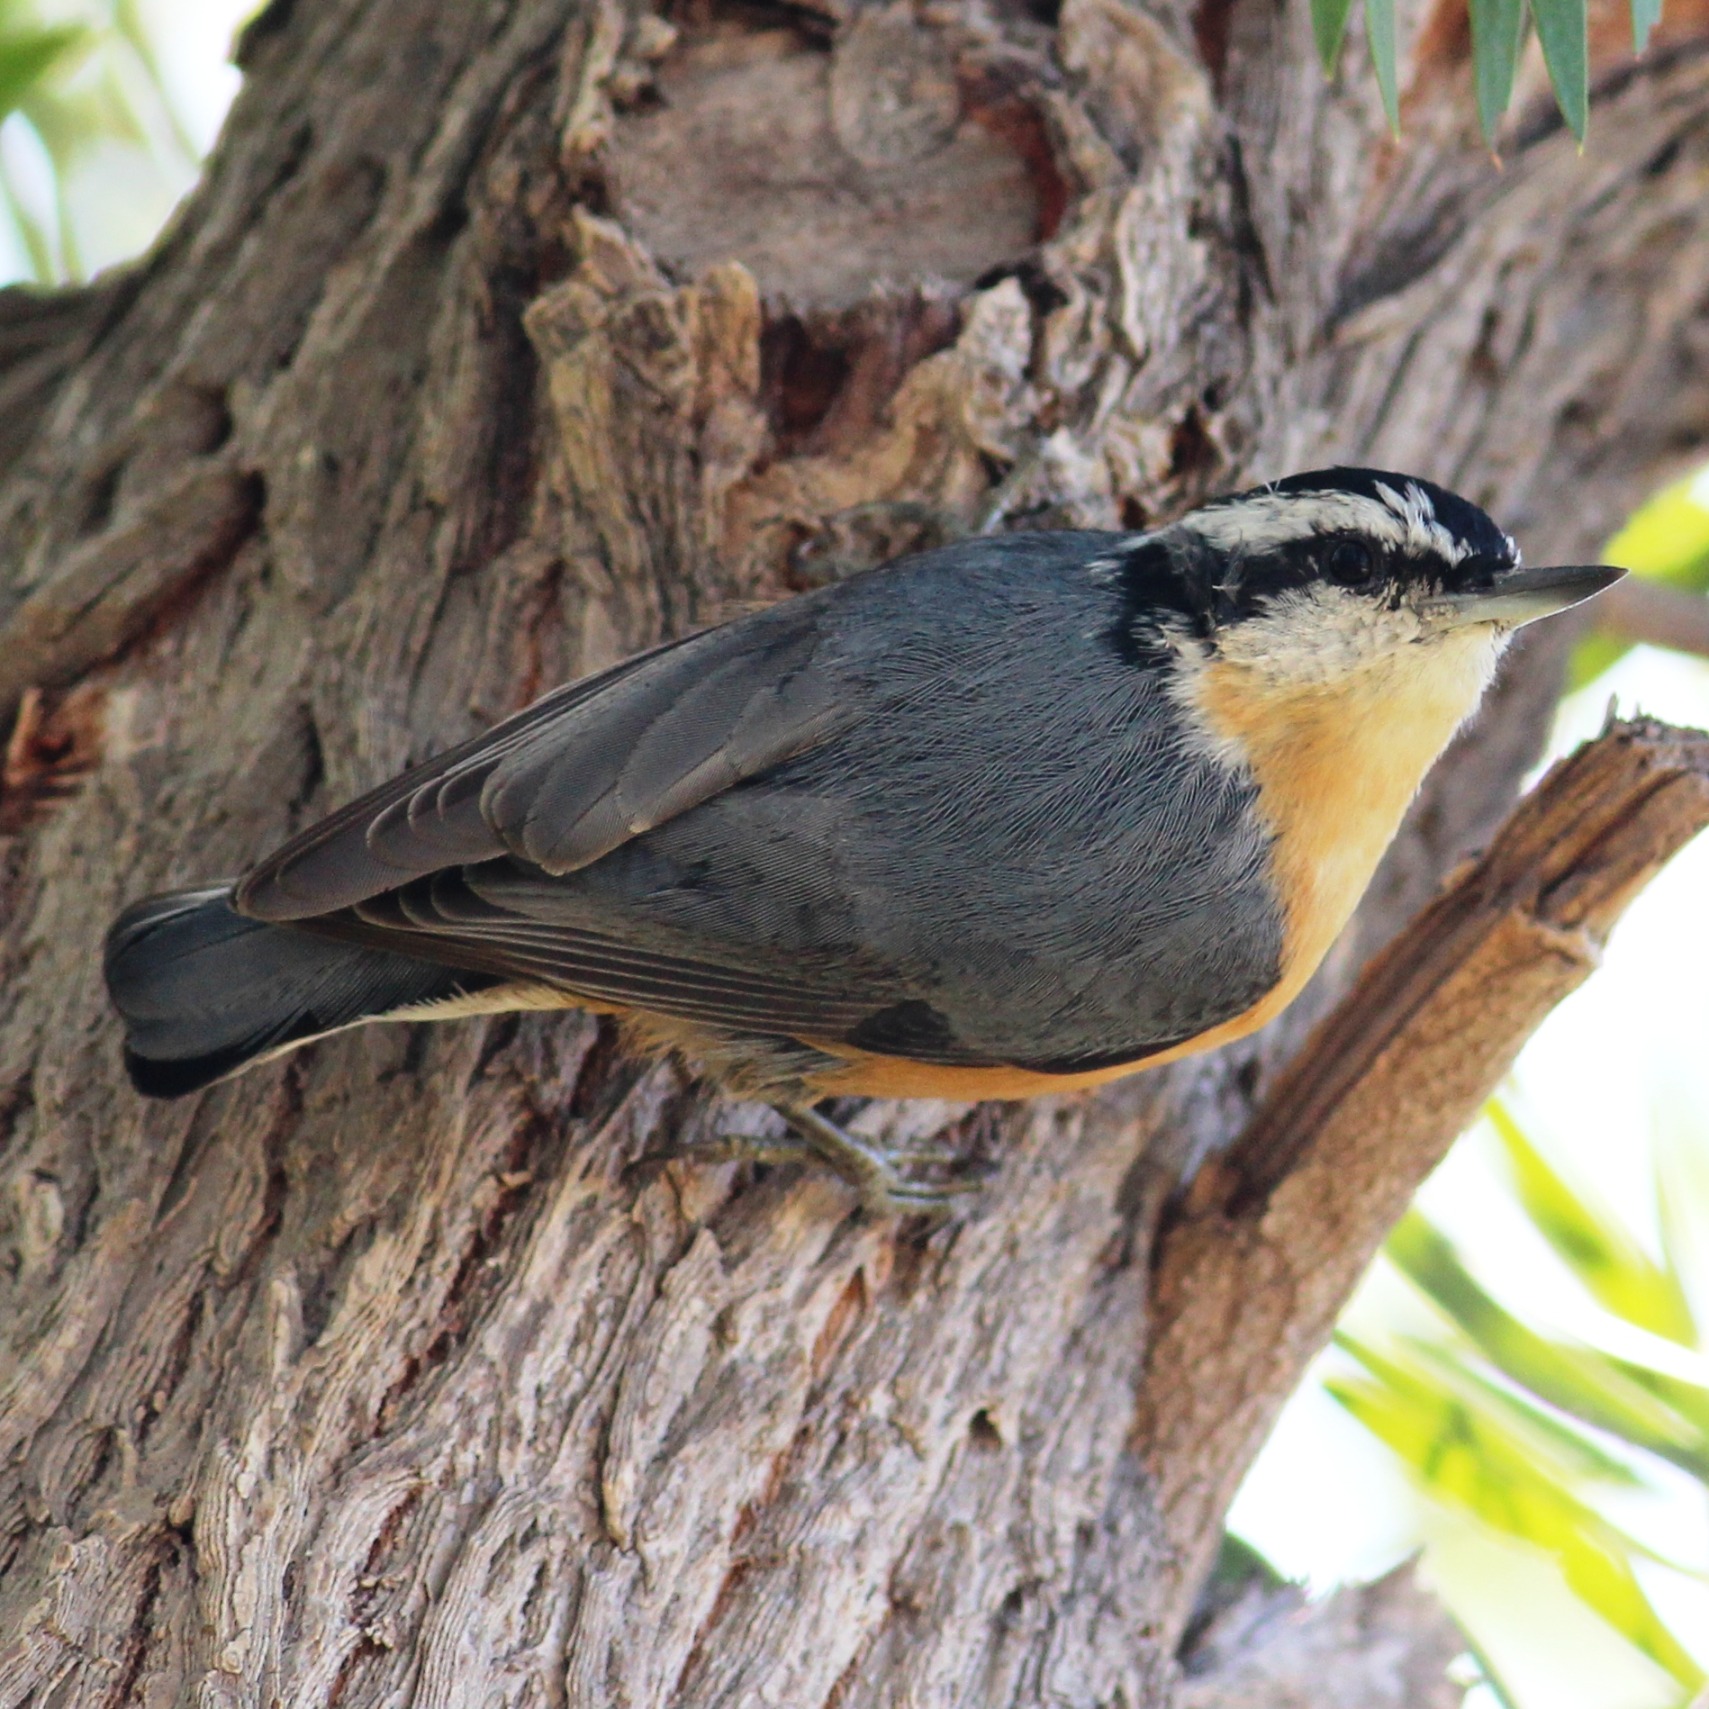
xmin=104 ymin=467 xmax=1621 ymax=1211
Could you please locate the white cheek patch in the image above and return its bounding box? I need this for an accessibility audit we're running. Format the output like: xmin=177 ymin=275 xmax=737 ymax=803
xmin=1215 ymin=584 xmax=1428 ymax=685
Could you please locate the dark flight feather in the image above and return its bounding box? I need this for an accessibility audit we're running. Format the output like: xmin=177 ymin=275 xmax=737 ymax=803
xmin=239 ymin=619 xmax=850 ymax=919
xmin=105 ymin=887 xmax=496 ymax=1095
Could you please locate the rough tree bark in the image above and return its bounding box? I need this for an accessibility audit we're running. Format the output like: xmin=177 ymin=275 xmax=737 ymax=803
xmin=3 ymin=0 xmax=1709 ymax=1702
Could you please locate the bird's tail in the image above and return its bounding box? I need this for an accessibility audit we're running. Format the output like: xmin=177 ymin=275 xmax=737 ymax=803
xmin=104 ymin=885 xmax=493 ymax=1098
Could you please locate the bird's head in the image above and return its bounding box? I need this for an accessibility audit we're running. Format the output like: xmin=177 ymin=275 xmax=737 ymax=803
xmin=1102 ymin=469 xmax=1624 ymax=978
xmin=1122 ymin=466 xmax=1622 ymax=694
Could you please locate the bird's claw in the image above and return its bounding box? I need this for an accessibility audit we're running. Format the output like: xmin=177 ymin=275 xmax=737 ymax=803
xmin=785 ymin=1104 xmax=991 ymax=1216
xmin=668 ymin=1105 xmax=991 ymax=1217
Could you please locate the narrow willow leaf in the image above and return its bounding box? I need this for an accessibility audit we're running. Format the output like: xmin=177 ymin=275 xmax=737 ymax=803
xmin=1461 ymin=1634 xmax=1526 ymax=1709
xmin=1331 ymin=1348 xmax=1708 ymax=1688
xmin=1399 ymin=1338 xmax=1644 ymax=1485
xmin=1312 ymin=0 xmax=1358 ymax=71
xmin=1468 ymin=0 xmax=1527 ymax=143
xmin=1631 ymin=0 xmax=1661 ymax=51
xmin=1330 ymin=1346 xmax=1623 ymax=1548
xmin=1603 ymin=473 xmax=1709 ymax=584
xmin=1608 ymin=1359 xmax=1709 ymax=1475
xmin=1339 ymin=1335 xmax=1702 ymax=1569
xmin=1490 ymin=1102 xmax=1697 ymax=1344
xmin=1364 ymin=0 xmax=1400 ymax=133
xmin=1532 ymin=0 xmax=1589 ymax=140
xmin=0 ymin=24 xmax=84 ymax=121
xmin=1553 ymin=1530 xmax=1708 ymax=1687
xmin=1386 ymin=1213 xmax=1704 ymax=1469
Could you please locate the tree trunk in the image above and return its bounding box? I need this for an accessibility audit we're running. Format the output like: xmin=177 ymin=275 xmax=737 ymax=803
xmin=2 ymin=0 xmax=1708 ymax=1702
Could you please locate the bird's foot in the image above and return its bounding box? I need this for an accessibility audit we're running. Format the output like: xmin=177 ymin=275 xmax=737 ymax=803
xmin=682 ymin=1104 xmax=992 ymax=1217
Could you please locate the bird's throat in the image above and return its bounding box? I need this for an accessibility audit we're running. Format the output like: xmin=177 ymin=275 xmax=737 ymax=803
xmin=1192 ymin=625 xmax=1503 ymax=991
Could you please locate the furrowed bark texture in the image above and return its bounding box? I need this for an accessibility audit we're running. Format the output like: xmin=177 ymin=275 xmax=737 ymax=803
xmin=1 ymin=0 xmax=1708 ymax=1702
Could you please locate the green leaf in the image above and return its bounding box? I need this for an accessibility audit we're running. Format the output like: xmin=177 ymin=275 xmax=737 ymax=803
xmin=1331 ymin=1342 xmax=1707 ymax=1688
xmin=1599 ymin=473 xmax=1709 ymax=588
xmin=1550 ymin=1529 xmax=1707 ymax=1688
xmin=1460 ymin=1632 xmax=1526 ymax=1709
xmin=1208 ymin=1532 xmax=1289 ymax=1595
xmin=1490 ymin=1101 xmax=1697 ymax=1345
xmin=1608 ymin=1357 xmax=1709 ymax=1455
xmin=0 ymin=0 xmax=211 ymax=286
xmin=1399 ymin=1337 xmax=1644 ymax=1487
xmin=1532 ymin=0 xmax=1589 ymax=140
xmin=1364 ymin=0 xmax=1400 ymax=133
xmin=1311 ymin=0 xmax=1358 ymax=71
xmin=1468 ymin=0 xmax=1527 ymax=143
xmin=1386 ymin=1212 xmax=1706 ymax=1473
xmin=1630 ymin=0 xmax=1662 ymax=51
xmin=1339 ymin=1339 xmax=1702 ymax=1565
xmin=0 ymin=22 xmax=85 ymax=122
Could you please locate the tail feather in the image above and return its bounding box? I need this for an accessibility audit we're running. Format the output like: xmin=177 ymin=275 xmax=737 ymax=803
xmin=104 ymin=886 xmax=495 ymax=1098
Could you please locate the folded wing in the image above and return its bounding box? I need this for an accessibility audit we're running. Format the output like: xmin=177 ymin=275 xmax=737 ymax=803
xmin=236 ymin=610 xmax=849 ymax=919
xmin=226 ymin=597 xmax=952 ymax=1053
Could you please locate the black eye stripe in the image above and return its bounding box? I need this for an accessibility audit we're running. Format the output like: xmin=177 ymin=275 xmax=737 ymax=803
xmin=1323 ymin=538 xmax=1374 ymax=583
xmin=1220 ymin=534 xmax=1387 ymax=609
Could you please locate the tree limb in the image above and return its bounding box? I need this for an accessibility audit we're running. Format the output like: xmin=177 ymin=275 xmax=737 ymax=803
xmin=1180 ymin=1560 xmax=1465 ymax=1709
xmin=1595 ymin=578 xmax=1709 ymax=664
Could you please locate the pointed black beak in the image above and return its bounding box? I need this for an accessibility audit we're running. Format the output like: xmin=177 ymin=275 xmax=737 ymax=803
xmin=1421 ymin=562 xmax=1627 ymax=629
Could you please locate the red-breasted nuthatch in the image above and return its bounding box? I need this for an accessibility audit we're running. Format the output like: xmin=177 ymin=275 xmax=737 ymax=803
xmin=105 ymin=468 xmax=1621 ymax=1210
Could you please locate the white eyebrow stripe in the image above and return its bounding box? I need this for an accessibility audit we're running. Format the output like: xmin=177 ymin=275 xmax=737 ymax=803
xmin=1175 ymin=485 xmax=1516 ymax=566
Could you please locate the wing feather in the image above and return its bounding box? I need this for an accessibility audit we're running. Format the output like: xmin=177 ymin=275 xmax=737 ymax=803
xmin=485 ymin=626 xmax=841 ymax=872
xmin=236 ymin=610 xmax=847 ymax=922
xmin=222 ymin=530 xmax=1244 ymax=1074
xmin=235 ymin=638 xmax=692 ymax=918
xmin=308 ymin=867 xmax=903 ymax=1046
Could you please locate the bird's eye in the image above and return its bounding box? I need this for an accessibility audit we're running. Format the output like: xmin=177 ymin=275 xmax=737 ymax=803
xmin=1324 ymin=539 xmax=1374 ymax=584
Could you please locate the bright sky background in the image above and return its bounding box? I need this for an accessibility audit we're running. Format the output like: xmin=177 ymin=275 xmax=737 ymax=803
xmin=9 ymin=10 xmax=1709 ymax=1707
